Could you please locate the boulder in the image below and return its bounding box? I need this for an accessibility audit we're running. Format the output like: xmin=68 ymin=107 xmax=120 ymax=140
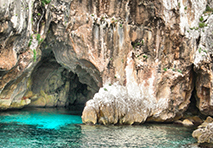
xmin=192 ymin=116 xmax=213 ymax=144
xmin=182 ymin=119 xmax=194 ymax=126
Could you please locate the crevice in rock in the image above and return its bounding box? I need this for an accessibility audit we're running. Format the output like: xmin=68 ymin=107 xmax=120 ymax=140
xmin=33 ymin=0 xmax=47 ymax=33
xmin=184 ymin=89 xmax=200 ymax=117
xmin=196 ymin=35 xmax=201 ymax=47
xmin=183 ymin=66 xmax=207 ymax=120
xmin=0 ymin=70 xmax=6 ymax=78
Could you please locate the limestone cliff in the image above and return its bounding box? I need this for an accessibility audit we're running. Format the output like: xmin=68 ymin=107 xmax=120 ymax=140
xmin=0 ymin=0 xmax=213 ymax=124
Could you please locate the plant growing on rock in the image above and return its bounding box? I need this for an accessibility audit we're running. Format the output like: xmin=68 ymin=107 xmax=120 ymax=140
xmin=204 ymin=5 xmax=213 ymax=13
xmin=178 ymin=3 xmax=181 ymax=8
xmin=33 ymin=49 xmax=37 ymax=62
xmin=28 ymin=40 xmax=32 ymax=47
xmin=28 ymin=35 xmax=33 ymax=47
xmin=36 ymin=34 xmax=44 ymax=44
xmin=141 ymin=39 xmax=144 ymax=46
xmin=37 ymin=34 xmax=41 ymax=41
xmin=190 ymin=27 xmax=199 ymax=30
xmin=143 ymin=55 xmax=148 ymax=59
xmin=177 ymin=69 xmax=182 ymax=74
xmin=199 ymin=47 xmax=202 ymax=53
xmin=41 ymin=0 xmax=51 ymax=6
xmin=199 ymin=16 xmax=204 ymax=22
xmin=199 ymin=22 xmax=207 ymax=28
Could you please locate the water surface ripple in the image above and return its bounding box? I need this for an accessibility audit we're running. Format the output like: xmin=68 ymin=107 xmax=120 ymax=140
xmin=0 ymin=108 xmax=196 ymax=148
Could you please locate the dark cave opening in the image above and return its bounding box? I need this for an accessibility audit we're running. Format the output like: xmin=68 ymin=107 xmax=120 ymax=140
xmin=184 ymin=89 xmax=200 ymax=116
xmin=183 ymin=67 xmax=207 ymax=121
xmin=28 ymin=50 xmax=100 ymax=111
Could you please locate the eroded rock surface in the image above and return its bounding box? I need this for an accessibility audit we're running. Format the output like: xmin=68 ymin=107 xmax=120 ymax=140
xmin=79 ymin=0 xmax=213 ymax=124
xmin=192 ymin=116 xmax=213 ymax=144
xmin=0 ymin=0 xmax=38 ymax=109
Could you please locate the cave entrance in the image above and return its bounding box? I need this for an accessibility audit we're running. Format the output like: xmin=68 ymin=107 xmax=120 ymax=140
xmin=27 ymin=51 xmax=101 ymax=111
xmin=183 ymin=67 xmax=207 ymax=120
xmin=184 ymin=89 xmax=200 ymax=116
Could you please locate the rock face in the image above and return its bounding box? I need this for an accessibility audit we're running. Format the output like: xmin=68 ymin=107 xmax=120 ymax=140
xmin=81 ymin=0 xmax=213 ymax=124
xmin=0 ymin=0 xmax=213 ymax=124
xmin=192 ymin=116 xmax=213 ymax=144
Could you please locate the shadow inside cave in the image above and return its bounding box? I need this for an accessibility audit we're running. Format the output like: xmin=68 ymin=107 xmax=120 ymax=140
xmin=27 ymin=49 xmax=101 ymax=110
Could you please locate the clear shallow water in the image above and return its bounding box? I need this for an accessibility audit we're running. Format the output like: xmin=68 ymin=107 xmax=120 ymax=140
xmin=0 ymin=108 xmax=197 ymax=148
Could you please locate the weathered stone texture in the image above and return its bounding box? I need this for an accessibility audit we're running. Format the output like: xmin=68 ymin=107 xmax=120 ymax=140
xmin=192 ymin=116 xmax=213 ymax=144
xmin=0 ymin=0 xmax=37 ymax=109
xmin=0 ymin=0 xmax=213 ymax=126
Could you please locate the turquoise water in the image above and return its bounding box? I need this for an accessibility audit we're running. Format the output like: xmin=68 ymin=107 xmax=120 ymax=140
xmin=0 ymin=108 xmax=197 ymax=147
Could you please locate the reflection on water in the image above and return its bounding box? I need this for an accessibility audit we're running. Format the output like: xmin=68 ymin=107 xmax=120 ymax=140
xmin=79 ymin=124 xmax=197 ymax=148
xmin=0 ymin=108 xmax=196 ymax=148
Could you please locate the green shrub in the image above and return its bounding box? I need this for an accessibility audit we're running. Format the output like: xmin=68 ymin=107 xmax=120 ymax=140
xmin=204 ymin=5 xmax=213 ymax=13
xmin=199 ymin=16 xmax=204 ymax=22
xmin=36 ymin=34 xmax=41 ymax=41
xmin=38 ymin=38 xmax=44 ymax=44
xmin=143 ymin=55 xmax=148 ymax=59
xmin=177 ymin=69 xmax=182 ymax=73
xmin=199 ymin=47 xmax=202 ymax=53
xmin=199 ymin=22 xmax=206 ymax=28
xmin=178 ymin=3 xmax=181 ymax=8
xmin=41 ymin=0 xmax=51 ymax=6
xmin=28 ymin=40 xmax=32 ymax=47
xmin=33 ymin=49 xmax=37 ymax=62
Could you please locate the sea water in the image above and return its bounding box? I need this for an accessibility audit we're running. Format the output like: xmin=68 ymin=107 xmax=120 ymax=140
xmin=0 ymin=108 xmax=197 ymax=148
